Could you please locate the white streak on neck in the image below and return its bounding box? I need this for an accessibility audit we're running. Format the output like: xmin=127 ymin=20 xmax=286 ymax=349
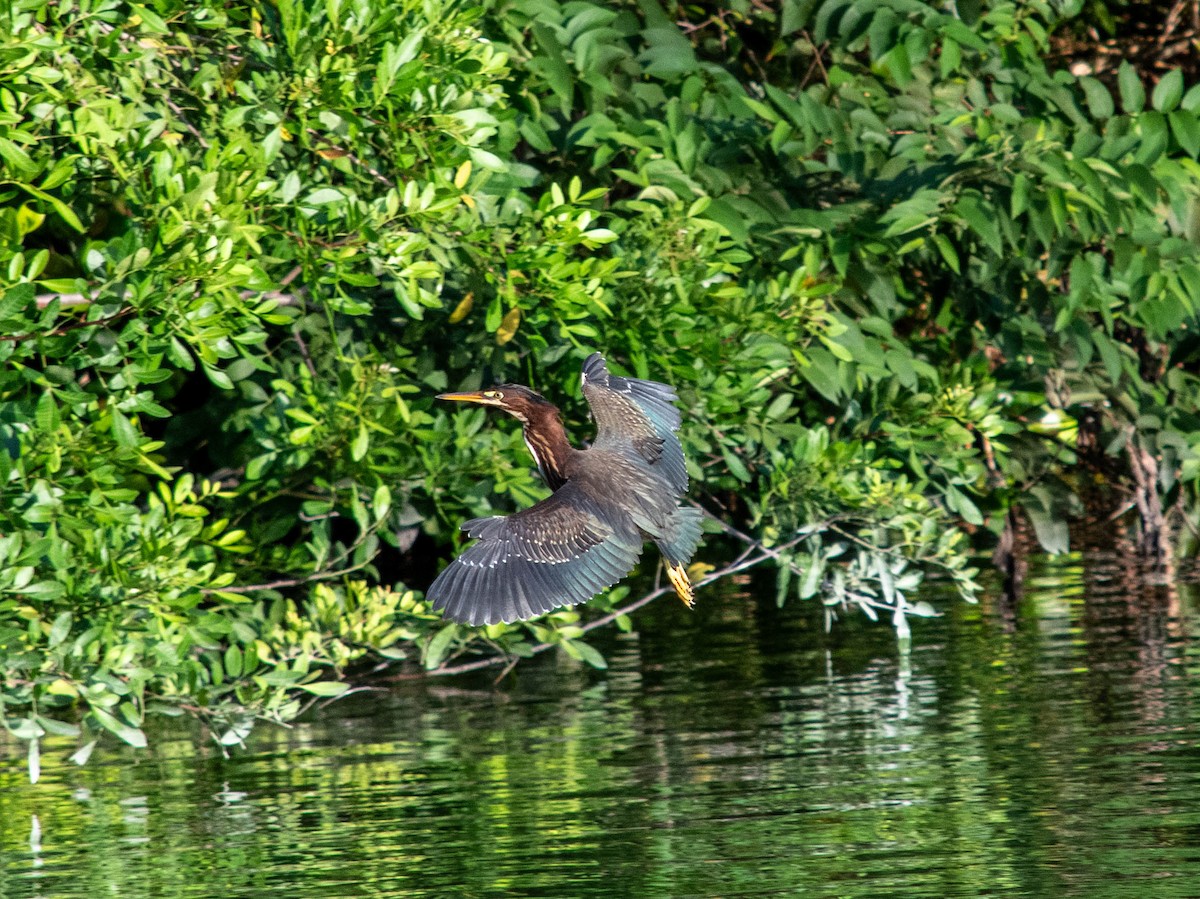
xmin=524 ymin=430 xmax=548 ymax=483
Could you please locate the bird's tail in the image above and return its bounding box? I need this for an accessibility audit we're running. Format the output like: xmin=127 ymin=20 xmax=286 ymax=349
xmin=657 ymin=506 xmax=704 ymax=566
xmin=656 ymin=506 xmax=704 ymax=608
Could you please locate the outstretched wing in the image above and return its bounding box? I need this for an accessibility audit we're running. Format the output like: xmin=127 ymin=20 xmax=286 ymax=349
xmin=581 ymin=353 xmax=688 ymax=494
xmin=427 ymin=483 xmax=644 ymax=626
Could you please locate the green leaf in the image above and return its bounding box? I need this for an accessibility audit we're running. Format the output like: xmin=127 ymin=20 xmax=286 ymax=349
xmin=813 ymin=0 xmax=850 ymax=43
xmin=640 ymin=25 xmax=698 ymax=78
xmin=1080 ymin=77 xmax=1113 ymax=120
xmin=1025 ymin=486 xmax=1070 ymax=555
xmin=0 ymin=138 xmax=37 ymax=178
xmin=0 ymin=281 xmax=34 ymax=318
xmin=1124 ymin=163 xmax=1159 ymax=205
xmin=372 ymin=484 xmax=391 ymax=520
xmin=765 ymin=393 xmax=793 ymax=421
xmin=110 ymin=407 xmax=138 ymax=448
xmin=1011 ymin=172 xmax=1030 ymax=218
xmin=1118 ymin=61 xmax=1145 ymax=113
xmin=205 ymin=366 xmax=234 ymax=390
xmin=954 ymin=193 xmax=1003 ymax=256
xmin=1093 ymin=331 xmax=1123 ymax=383
xmin=17 ymin=204 xmax=45 ymax=237
xmin=35 ymin=391 xmax=59 ymax=432
xmin=884 ymin=349 xmax=917 ymax=389
xmin=881 ymin=42 xmax=912 ymax=86
xmin=280 ymin=171 xmax=301 ymax=203
xmin=1170 ymin=111 xmax=1200 ymax=157
xmin=822 ymin=336 xmax=854 ymax=362
xmin=224 ymin=645 xmax=243 ymax=678
xmin=798 ymin=348 xmax=844 ymax=403
xmin=1136 ymin=111 xmax=1169 ymax=164
xmin=799 ymin=554 xmax=823 ymax=600
xmin=781 ymin=0 xmax=819 ymax=34
xmin=48 ymin=611 xmax=72 ymax=648
xmin=722 ymin=446 xmax=752 ymax=482
xmin=297 ymin=680 xmax=350 ymax=696
xmin=945 ymin=485 xmax=983 ymax=525
xmin=867 ymin=8 xmax=898 ymax=60
xmin=303 ymin=188 xmax=345 ymax=205
xmin=424 ymin=623 xmax=458 ymax=668
xmin=90 ymin=708 xmax=147 ymax=748
xmin=932 ymin=233 xmax=960 ymax=274
xmin=531 ymin=23 xmax=573 ymax=109
xmin=1152 ymin=69 xmax=1183 ymax=112
xmin=565 ymin=638 xmax=607 ymax=669
xmin=9 ymin=182 xmax=84 ymax=232
xmin=351 ymin=424 xmax=369 ymax=461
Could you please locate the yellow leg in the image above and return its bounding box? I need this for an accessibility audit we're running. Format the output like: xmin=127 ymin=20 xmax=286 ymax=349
xmin=666 ymin=561 xmax=695 ymax=609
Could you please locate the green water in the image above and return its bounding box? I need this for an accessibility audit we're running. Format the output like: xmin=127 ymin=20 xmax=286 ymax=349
xmin=4 ymin=548 xmax=1200 ymax=897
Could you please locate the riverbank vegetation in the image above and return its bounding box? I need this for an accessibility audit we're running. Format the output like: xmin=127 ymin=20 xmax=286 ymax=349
xmin=3 ymin=0 xmax=1200 ymax=768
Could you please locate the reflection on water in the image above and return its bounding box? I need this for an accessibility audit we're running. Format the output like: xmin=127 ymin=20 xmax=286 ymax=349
xmin=4 ymin=544 xmax=1200 ymax=898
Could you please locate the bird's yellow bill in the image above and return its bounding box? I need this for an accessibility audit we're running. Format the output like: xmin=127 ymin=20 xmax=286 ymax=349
xmin=437 ymin=391 xmax=494 ymax=404
xmin=666 ymin=562 xmax=695 ymax=608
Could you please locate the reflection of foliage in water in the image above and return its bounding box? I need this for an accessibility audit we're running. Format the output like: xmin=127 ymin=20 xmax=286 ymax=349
xmin=4 ymin=0 xmax=1200 ymax=761
xmin=2 ymin=563 xmax=1200 ymax=897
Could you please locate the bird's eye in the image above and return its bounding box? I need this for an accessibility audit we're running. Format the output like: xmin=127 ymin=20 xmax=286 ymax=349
xmin=483 ymin=390 xmax=501 ymax=399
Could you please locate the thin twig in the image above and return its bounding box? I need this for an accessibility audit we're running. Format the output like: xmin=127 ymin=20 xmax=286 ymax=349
xmin=165 ymin=98 xmax=210 ymax=149
xmin=0 ymin=307 xmax=134 ymax=342
xmin=205 ymin=557 xmax=371 ymax=594
xmin=306 ymin=128 xmax=395 ymax=187
xmin=292 ymin=325 xmax=318 ymax=378
xmin=800 ymin=31 xmax=831 ymax=87
xmin=693 ymin=501 xmax=808 ymax=577
xmin=276 ymin=265 xmax=303 ymax=289
xmin=491 ymin=655 xmax=521 ymax=685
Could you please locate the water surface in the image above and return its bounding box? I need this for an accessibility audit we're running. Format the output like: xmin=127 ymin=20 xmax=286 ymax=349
xmin=3 ymin=544 xmax=1200 ymax=897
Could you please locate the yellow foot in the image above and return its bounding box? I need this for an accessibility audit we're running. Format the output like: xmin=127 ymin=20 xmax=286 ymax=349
xmin=666 ymin=561 xmax=695 ymax=609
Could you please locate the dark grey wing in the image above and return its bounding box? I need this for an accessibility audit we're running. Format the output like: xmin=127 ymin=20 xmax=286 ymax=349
xmin=427 ymin=483 xmax=644 ymax=626
xmin=580 ymin=353 xmax=688 ymax=494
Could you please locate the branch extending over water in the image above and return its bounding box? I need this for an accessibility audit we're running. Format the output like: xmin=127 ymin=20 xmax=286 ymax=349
xmin=695 ymin=502 xmax=811 ymax=577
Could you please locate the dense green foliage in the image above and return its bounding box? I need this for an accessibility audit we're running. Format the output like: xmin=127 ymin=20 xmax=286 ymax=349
xmin=4 ymin=0 xmax=1200 ymax=766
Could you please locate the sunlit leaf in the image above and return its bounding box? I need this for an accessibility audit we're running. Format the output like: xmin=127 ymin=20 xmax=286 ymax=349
xmin=296 ymin=680 xmax=350 ymax=696
xmin=91 ymin=709 xmax=147 ymax=749
xmin=1152 ymin=69 xmax=1183 ymax=112
xmin=424 ymin=624 xmax=458 ymax=669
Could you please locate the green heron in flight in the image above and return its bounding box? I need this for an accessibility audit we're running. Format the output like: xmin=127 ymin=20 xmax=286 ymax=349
xmin=427 ymin=353 xmax=702 ymax=626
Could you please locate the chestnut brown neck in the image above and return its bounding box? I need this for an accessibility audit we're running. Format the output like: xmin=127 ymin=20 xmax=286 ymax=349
xmin=520 ymin=404 xmax=574 ymax=491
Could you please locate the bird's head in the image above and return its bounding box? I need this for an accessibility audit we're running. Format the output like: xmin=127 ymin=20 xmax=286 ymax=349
xmin=436 ymin=384 xmax=556 ymax=425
